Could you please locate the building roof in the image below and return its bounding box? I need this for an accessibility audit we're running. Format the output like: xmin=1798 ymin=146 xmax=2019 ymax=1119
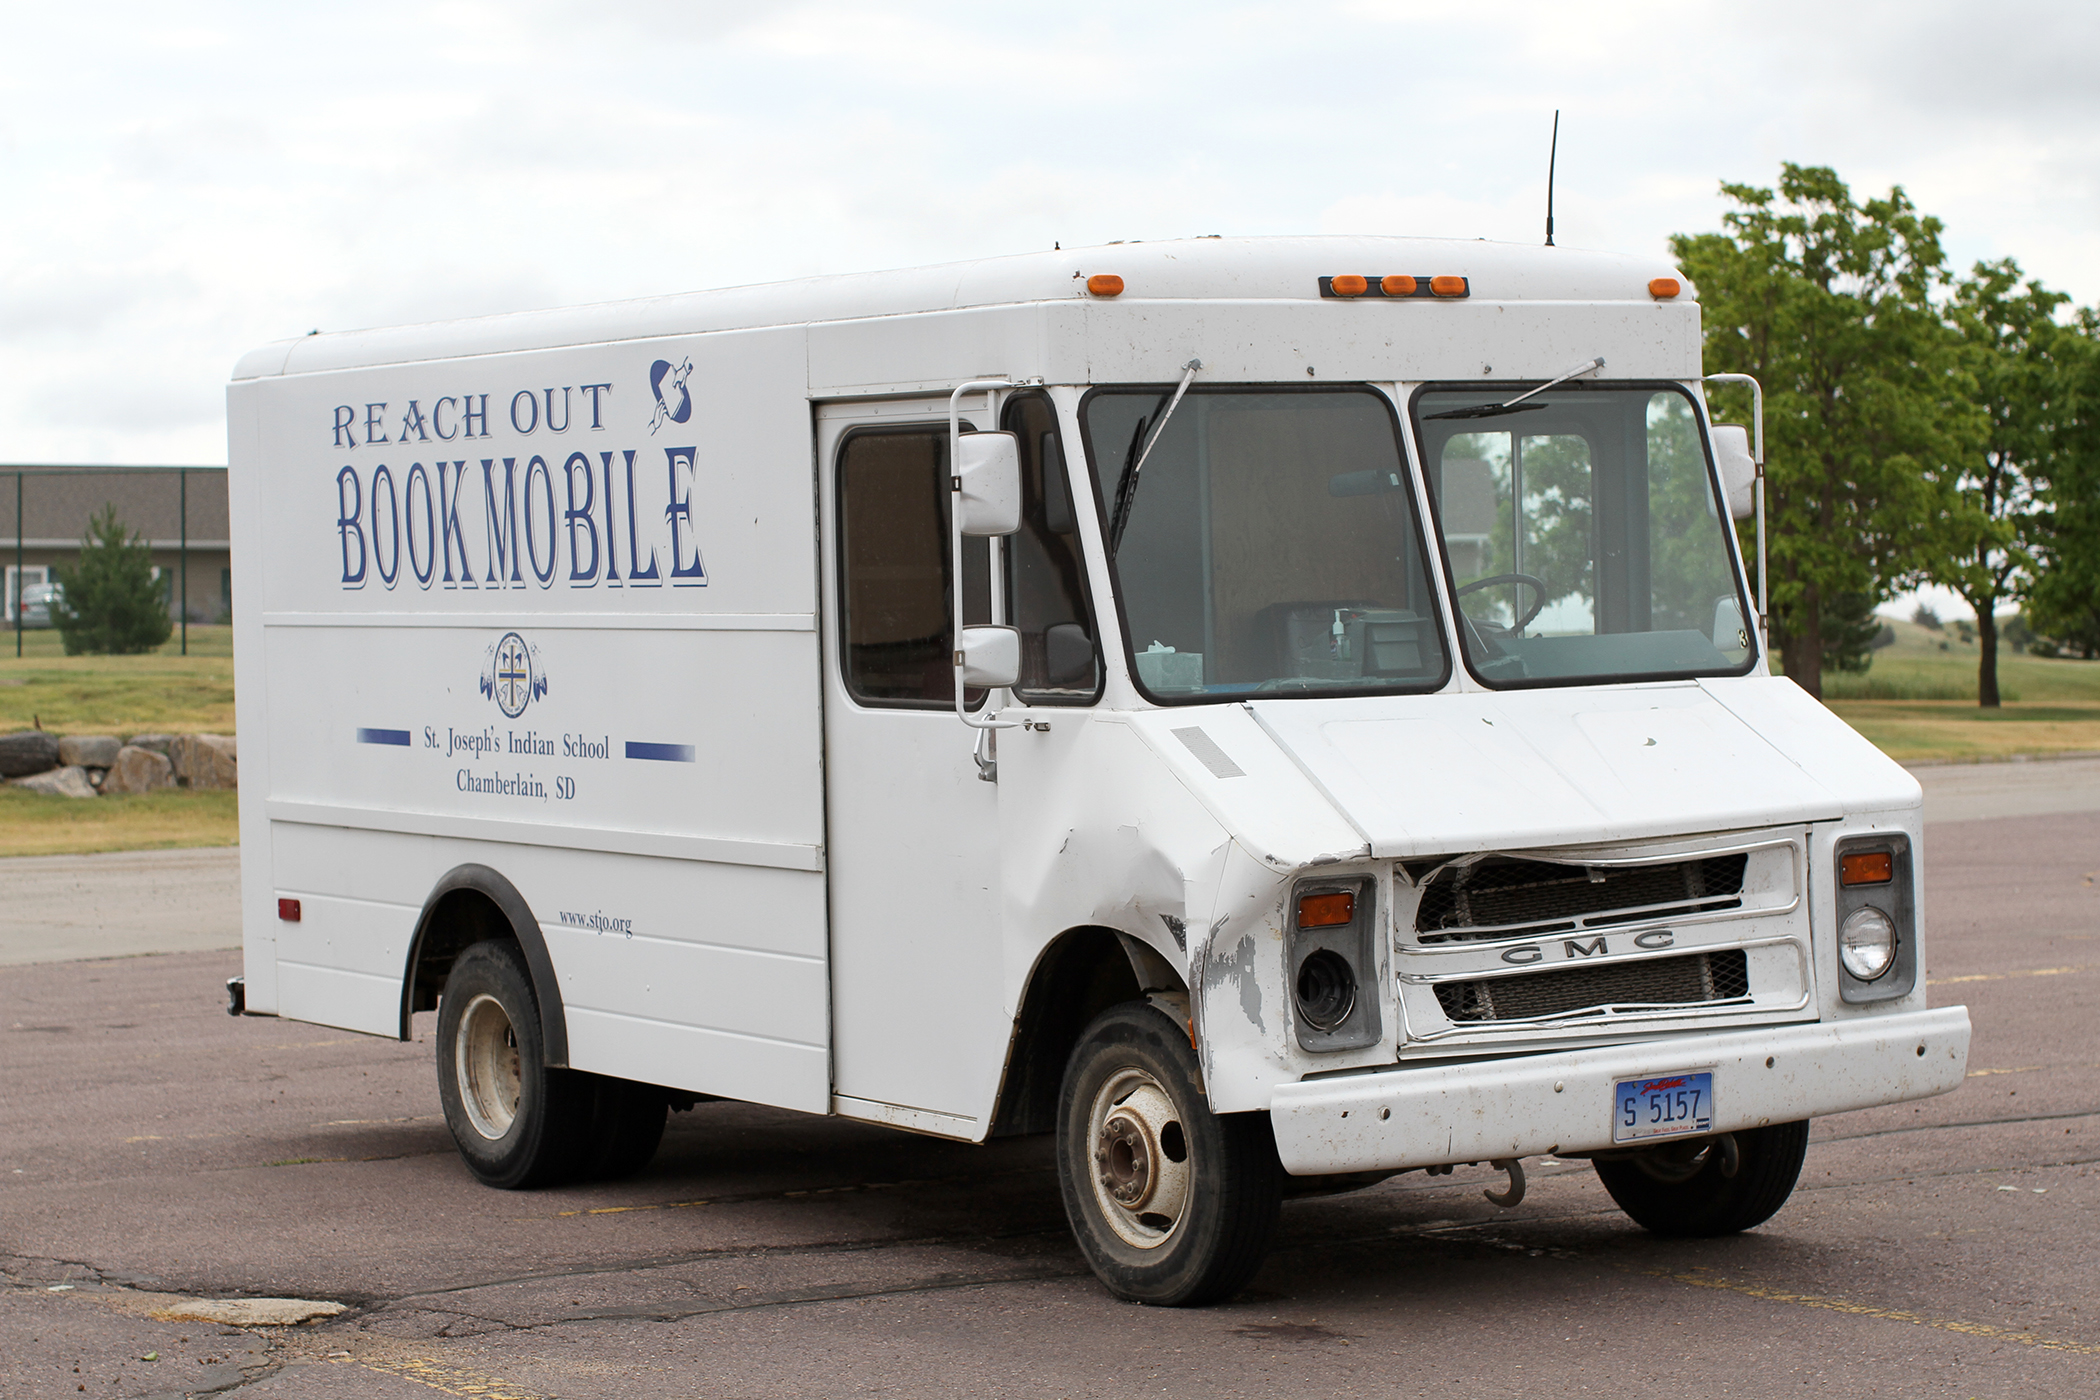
xmin=0 ymin=466 xmax=229 ymax=550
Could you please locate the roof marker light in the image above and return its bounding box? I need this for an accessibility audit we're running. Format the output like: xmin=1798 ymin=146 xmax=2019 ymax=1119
xmin=1330 ymin=274 xmax=1368 ymax=297
xmin=1649 ymin=277 xmax=1682 ymax=299
xmin=1381 ymin=274 xmax=1417 ymax=296
xmin=1430 ymin=275 xmax=1469 ymax=298
xmin=1086 ymin=274 xmax=1124 ymax=297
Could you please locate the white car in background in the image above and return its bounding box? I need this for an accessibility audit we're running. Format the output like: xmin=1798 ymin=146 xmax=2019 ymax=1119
xmin=15 ymin=582 xmax=63 ymax=629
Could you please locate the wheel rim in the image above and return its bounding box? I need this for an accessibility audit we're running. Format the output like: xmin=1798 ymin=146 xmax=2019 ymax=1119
xmin=456 ymin=992 xmax=522 ymax=1140
xmin=1087 ymin=1067 xmax=1192 ymax=1249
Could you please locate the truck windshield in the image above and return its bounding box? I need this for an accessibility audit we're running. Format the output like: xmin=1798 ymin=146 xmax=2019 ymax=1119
xmin=1413 ymin=383 xmax=1754 ymax=686
xmin=1082 ymin=386 xmax=1449 ymax=699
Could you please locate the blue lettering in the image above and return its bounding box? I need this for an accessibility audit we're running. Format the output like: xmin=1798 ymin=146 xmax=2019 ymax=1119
xmin=397 ymin=400 xmax=430 ymax=443
xmin=510 ymin=390 xmax=539 ymax=435
xmin=405 ymin=464 xmax=436 ymax=587
xmin=524 ymin=454 xmax=558 ymax=586
xmin=371 ymin=464 xmax=400 ymax=587
xmin=462 ymin=395 xmax=489 ymax=439
xmin=622 ymin=449 xmax=659 ymax=584
xmin=333 ymin=405 xmax=357 ymax=448
xmin=482 ymin=458 xmax=522 ymax=585
xmin=433 ymin=397 xmax=458 ymax=440
xmin=544 ymin=387 xmax=571 ymax=433
xmin=439 ymin=461 xmax=474 ymax=586
xmin=336 ymin=466 xmax=367 ymax=586
xmin=600 ymin=452 xmax=621 ymax=584
xmin=582 ymin=383 xmax=612 ymax=429
xmin=364 ymin=403 xmax=389 ymax=445
xmin=665 ymin=446 xmax=706 ymax=585
xmin=564 ymin=452 xmax=599 ymax=583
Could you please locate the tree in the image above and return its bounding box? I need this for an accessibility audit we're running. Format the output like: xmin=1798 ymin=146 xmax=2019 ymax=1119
xmin=1674 ymin=165 xmax=1979 ymax=698
xmin=53 ymin=504 xmax=173 ymax=655
xmin=1930 ymin=260 xmax=2071 ymax=705
xmin=2026 ymin=310 xmax=2100 ymax=659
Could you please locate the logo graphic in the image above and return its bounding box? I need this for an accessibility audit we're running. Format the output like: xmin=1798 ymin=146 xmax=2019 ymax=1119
xmin=480 ymin=632 xmax=548 ymax=718
xmin=648 ymin=357 xmax=693 ymax=434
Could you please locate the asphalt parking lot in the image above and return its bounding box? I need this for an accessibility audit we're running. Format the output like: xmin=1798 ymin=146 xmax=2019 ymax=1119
xmin=2 ymin=761 xmax=2095 ymax=1398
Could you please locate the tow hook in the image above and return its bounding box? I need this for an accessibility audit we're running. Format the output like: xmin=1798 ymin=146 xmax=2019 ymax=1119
xmin=1715 ymin=1133 xmax=1741 ymax=1179
xmin=1483 ymin=1157 xmax=1526 ymax=1208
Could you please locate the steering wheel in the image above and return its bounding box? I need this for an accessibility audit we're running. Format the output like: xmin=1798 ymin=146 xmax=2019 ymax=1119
xmin=1453 ymin=573 xmax=1549 ymax=632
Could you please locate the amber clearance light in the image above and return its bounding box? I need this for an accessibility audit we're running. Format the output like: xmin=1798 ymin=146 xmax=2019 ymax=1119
xmin=1330 ymin=273 xmax=1369 ymax=297
xmin=1649 ymin=277 xmax=1682 ymax=299
xmin=1086 ymin=273 xmax=1124 ymax=297
xmin=1840 ymin=851 xmax=1893 ymax=886
xmin=1381 ymin=274 xmax=1418 ymax=296
xmin=1297 ymin=891 xmax=1356 ymax=928
xmin=1430 ymin=275 xmax=1468 ymax=298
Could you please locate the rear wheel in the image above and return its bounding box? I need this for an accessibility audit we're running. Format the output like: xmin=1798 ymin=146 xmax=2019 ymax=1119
xmin=1594 ymin=1120 xmax=1811 ymax=1236
xmin=435 ymin=941 xmax=589 ymax=1188
xmin=1056 ymin=1002 xmax=1283 ymax=1306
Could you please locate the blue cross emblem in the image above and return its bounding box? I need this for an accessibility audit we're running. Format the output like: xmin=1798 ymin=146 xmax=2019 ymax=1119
xmin=493 ymin=632 xmax=533 ymax=718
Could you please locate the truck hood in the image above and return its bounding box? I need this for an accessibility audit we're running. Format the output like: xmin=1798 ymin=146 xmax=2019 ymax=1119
xmin=1243 ymin=676 xmax=1916 ymax=859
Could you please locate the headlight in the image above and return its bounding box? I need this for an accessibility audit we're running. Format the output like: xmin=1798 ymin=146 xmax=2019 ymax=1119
xmin=1838 ymin=906 xmax=1898 ymax=981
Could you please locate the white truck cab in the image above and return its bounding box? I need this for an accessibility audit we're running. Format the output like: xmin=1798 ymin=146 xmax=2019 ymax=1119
xmin=227 ymin=235 xmax=1969 ymax=1305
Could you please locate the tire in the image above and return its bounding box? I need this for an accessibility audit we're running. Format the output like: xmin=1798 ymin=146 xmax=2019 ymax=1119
xmin=435 ymin=940 xmax=589 ymax=1189
xmin=577 ymin=1074 xmax=668 ymax=1181
xmin=1056 ymin=1002 xmax=1283 ymax=1306
xmin=1594 ymin=1119 xmax=1811 ymax=1237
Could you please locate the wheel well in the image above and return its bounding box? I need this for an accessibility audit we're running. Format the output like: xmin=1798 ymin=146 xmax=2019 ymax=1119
xmin=989 ymin=927 xmax=1182 ymax=1138
xmin=399 ymin=864 xmax=569 ymax=1065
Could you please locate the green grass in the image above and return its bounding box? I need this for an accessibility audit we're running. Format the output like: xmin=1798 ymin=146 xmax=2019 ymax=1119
xmin=0 ymin=787 xmax=238 ymax=856
xmin=0 ymin=625 xmax=234 ymax=734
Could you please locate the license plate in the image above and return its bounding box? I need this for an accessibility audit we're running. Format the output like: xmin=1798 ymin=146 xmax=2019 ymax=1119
xmin=1611 ymin=1071 xmax=1714 ymax=1144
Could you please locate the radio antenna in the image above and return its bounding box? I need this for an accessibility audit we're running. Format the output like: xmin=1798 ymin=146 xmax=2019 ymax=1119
xmin=1544 ymin=109 xmax=1559 ymax=247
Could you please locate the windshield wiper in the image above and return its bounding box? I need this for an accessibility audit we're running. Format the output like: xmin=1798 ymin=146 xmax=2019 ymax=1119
xmin=1109 ymin=358 xmax=1202 ymax=551
xmin=1423 ymin=355 xmax=1606 ymax=420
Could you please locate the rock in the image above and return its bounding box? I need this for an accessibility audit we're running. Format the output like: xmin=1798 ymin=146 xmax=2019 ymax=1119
xmin=58 ymin=734 xmax=122 ymax=768
xmin=101 ymin=745 xmax=174 ymax=795
xmin=0 ymin=730 xmax=60 ymax=778
xmin=170 ymin=733 xmax=238 ymax=790
xmin=8 ymin=765 xmax=97 ymax=798
xmin=125 ymin=733 xmax=176 ymax=756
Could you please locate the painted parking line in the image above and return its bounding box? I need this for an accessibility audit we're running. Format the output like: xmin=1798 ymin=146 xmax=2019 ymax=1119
xmin=1641 ymin=1268 xmax=2100 ymax=1357
xmin=1928 ymin=965 xmax=2090 ymax=986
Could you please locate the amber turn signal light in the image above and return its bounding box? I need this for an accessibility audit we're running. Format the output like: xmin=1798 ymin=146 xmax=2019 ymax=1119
xmin=1649 ymin=277 xmax=1682 ymax=299
xmin=1298 ymin=891 xmax=1356 ymax=928
xmin=1381 ymin=274 xmax=1417 ymax=296
xmin=1840 ymin=851 xmax=1893 ymax=886
xmin=1330 ymin=273 xmax=1368 ymax=297
xmin=1430 ymin=275 xmax=1468 ymax=297
xmin=1086 ymin=273 xmax=1124 ymax=297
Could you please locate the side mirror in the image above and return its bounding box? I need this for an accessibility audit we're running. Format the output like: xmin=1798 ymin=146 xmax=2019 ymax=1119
xmin=956 ymin=625 xmax=1020 ymax=688
xmin=1712 ymin=424 xmax=1756 ymax=520
xmin=955 ymin=432 xmax=1022 ymax=536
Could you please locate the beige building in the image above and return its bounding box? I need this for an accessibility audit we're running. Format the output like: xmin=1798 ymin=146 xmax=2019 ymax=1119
xmin=3 ymin=464 xmax=230 ymax=627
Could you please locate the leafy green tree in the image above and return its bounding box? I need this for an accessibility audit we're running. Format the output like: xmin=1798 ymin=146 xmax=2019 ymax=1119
xmin=2027 ymin=310 xmax=2100 ymax=660
xmin=53 ymin=504 xmax=173 ymax=655
xmin=1931 ymin=260 xmax=2072 ymax=705
xmin=1674 ymin=165 xmax=1980 ymax=698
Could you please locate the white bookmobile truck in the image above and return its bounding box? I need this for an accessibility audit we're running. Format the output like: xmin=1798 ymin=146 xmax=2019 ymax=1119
xmin=227 ymin=235 xmax=1970 ymax=1305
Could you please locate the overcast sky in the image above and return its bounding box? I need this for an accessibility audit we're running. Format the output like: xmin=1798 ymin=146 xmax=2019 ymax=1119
xmin=4 ymin=0 xmax=2097 ymax=480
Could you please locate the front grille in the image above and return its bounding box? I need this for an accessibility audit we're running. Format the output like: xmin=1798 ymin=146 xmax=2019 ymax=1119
xmin=1433 ymin=949 xmax=1751 ymax=1023
xmin=1414 ymin=854 xmax=1748 ymax=942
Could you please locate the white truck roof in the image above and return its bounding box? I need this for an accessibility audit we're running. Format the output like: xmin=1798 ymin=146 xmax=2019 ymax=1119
xmin=231 ymin=235 xmax=1692 ymax=381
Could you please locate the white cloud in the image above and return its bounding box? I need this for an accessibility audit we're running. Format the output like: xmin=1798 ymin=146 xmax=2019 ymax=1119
xmin=0 ymin=0 xmax=2093 ymax=462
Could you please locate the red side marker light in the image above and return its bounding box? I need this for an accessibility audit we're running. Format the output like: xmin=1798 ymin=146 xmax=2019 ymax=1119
xmin=278 ymin=897 xmax=302 ymax=922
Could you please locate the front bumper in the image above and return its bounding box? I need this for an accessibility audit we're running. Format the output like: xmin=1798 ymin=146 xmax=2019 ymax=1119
xmin=1268 ymin=1006 xmax=1971 ymax=1175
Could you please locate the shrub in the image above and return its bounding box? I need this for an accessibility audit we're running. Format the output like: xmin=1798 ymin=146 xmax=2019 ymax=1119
xmin=53 ymin=505 xmax=173 ymax=655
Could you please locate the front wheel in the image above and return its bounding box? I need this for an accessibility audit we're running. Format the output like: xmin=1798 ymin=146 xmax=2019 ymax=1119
xmin=1056 ymin=1002 xmax=1283 ymax=1306
xmin=1594 ymin=1119 xmax=1811 ymax=1237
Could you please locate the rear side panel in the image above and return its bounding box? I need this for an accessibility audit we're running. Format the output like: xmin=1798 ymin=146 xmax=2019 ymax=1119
xmin=231 ymin=325 xmax=834 ymax=1112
